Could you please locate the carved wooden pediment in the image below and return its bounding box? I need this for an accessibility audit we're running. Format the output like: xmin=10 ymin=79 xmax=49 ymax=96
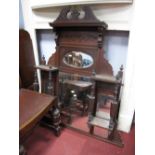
xmin=48 ymin=6 xmax=113 ymax=76
xmin=50 ymin=5 xmax=107 ymax=28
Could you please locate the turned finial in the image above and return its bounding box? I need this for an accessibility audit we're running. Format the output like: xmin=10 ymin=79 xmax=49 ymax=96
xmin=116 ymin=65 xmax=124 ymax=81
xmin=120 ymin=65 xmax=123 ymax=71
xmin=41 ymin=55 xmax=46 ymax=65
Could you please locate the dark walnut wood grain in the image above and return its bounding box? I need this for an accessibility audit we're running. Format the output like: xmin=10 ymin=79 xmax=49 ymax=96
xmin=19 ymin=89 xmax=56 ymax=138
xmin=19 ymin=30 xmax=36 ymax=88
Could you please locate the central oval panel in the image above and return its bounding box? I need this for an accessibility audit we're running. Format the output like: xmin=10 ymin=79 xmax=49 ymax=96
xmin=63 ymin=51 xmax=94 ymax=69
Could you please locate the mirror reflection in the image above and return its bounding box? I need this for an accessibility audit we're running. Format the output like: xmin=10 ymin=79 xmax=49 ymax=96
xmin=59 ymin=72 xmax=93 ymax=133
xmin=59 ymin=72 xmax=111 ymax=138
xmin=63 ymin=51 xmax=93 ymax=68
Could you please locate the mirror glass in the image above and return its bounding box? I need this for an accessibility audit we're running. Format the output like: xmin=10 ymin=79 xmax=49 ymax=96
xmin=63 ymin=51 xmax=93 ymax=68
xmin=59 ymin=72 xmax=93 ymax=133
xmin=59 ymin=72 xmax=111 ymax=139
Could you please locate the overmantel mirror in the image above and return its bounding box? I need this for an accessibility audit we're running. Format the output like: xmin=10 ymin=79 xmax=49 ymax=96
xmin=46 ymin=6 xmax=123 ymax=146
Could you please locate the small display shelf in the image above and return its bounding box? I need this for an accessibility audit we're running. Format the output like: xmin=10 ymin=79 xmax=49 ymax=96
xmin=35 ymin=65 xmax=59 ymax=96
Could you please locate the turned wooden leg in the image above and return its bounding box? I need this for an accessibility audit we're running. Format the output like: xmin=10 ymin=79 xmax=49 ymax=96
xmin=55 ymin=126 xmax=61 ymax=137
xmin=108 ymin=100 xmax=118 ymax=140
xmin=90 ymin=125 xmax=94 ymax=134
xmin=47 ymin=71 xmax=54 ymax=95
xmin=108 ymin=123 xmax=117 ymax=140
xmin=49 ymin=107 xmax=61 ymax=137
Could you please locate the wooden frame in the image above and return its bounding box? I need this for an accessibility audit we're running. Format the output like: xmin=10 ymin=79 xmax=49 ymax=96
xmin=58 ymin=46 xmax=98 ymax=75
xmin=47 ymin=5 xmax=123 ymax=146
xmin=48 ymin=6 xmax=113 ymax=76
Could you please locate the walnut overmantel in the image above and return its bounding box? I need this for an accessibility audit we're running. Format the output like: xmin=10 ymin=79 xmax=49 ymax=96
xmin=48 ymin=5 xmax=114 ymax=76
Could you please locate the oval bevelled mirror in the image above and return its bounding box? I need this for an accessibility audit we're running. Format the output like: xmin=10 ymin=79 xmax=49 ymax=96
xmin=63 ymin=51 xmax=94 ymax=68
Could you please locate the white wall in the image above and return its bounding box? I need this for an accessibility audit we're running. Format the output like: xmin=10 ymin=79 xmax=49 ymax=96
xmin=37 ymin=29 xmax=56 ymax=62
xmin=30 ymin=3 xmax=133 ymax=30
xmin=19 ymin=0 xmax=24 ymax=29
xmin=30 ymin=0 xmax=133 ymax=9
xmin=104 ymin=31 xmax=129 ymax=75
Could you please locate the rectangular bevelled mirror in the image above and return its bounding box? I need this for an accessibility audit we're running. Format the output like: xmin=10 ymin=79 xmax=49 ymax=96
xmin=58 ymin=72 xmax=93 ymax=133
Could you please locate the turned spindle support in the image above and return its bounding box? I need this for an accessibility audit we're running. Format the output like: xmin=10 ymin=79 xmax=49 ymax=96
xmin=47 ymin=71 xmax=54 ymax=95
xmin=33 ymin=70 xmax=39 ymax=91
xmin=41 ymin=55 xmax=46 ymax=65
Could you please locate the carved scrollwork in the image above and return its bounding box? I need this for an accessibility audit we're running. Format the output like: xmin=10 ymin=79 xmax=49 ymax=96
xmin=50 ymin=6 xmax=107 ymax=29
xmin=60 ymin=31 xmax=98 ymax=44
xmin=66 ymin=6 xmax=85 ymax=20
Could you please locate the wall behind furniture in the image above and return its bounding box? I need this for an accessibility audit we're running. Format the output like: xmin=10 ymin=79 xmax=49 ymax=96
xmin=19 ymin=0 xmax=25 ymax=29
xmin=36 ymin=29 xmax=56 ymax=63
xmin=104 ymin=31 xmax=129 ymax=75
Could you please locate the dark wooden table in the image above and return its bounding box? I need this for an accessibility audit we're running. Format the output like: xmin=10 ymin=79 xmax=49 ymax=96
xmin=19 ymin=89 xmax=56 ymax=139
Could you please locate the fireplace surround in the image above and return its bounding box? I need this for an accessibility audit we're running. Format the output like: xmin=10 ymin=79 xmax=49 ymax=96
xmin=20 ymin=0 xmax=135 ymax=134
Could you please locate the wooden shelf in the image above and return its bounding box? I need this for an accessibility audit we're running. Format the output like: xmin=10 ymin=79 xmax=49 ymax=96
xmin=98 ymin=92 xmax=117 ymax=101
xmin=63 ymin=80 xmax=92 ymax=88
xmin=89 ymin=117 xmax=114 ymax=130
xmin=96 ymin=111 xmax=110 ymax=120
xmin=35 ymin=65 xmax=58 ymax=72
xmin=92 ymin=74 xmax=119 ymax=84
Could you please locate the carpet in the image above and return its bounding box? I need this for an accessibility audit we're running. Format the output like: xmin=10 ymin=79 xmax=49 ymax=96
xmin=24 ymin=124 xmax=135 ymax=155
